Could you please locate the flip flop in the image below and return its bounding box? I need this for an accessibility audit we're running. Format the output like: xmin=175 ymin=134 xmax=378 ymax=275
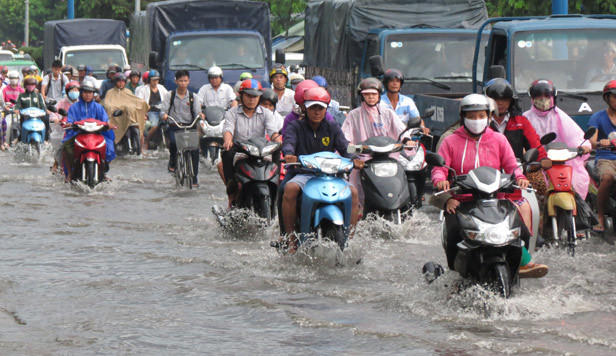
xmin=592 ymin=225 xmax=606 ymax=235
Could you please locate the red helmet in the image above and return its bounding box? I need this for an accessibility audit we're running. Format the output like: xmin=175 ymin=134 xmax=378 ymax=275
xmin=603 ymin=80 xmax=616 ymax=103
xmin=0 ymin=65 xmax=8 ymax=74
xmin=142 ymin=71 xmax=150 ymax=83
xmin=65 ymin=80 xmax=80 ymax=92
xmin=303 ymin=87 xmax=331 ymax=108
xmin=239 ymin=79 xmax=263 ymax=96
xmin=293 ymin=79 xmax=318 ymax=105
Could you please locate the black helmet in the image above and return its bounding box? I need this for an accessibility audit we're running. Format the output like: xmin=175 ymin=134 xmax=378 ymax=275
xmin=484 ymin=78 xmax=516 ymax=100
xmin=23 ymin=77 xmax=37 ymax=86
xmin=260 ymin=88 xmax=278 ymax=105
xmin=357 ymin=77 xmax=383 ymax=97
xmin=113 ymin=72 xmax=126 ymax=83
xmin=383 ymin=68 xmax=404 ymax=88
xmin=529 ymin=79 xmax=557 ymax=98
xmin=129 ymin=70 xmax=141 ymax=78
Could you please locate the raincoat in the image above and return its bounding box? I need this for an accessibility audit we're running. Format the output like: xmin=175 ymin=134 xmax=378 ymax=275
xmin=103 ymin=87 xmax=149 ymax=144
xmin=64 ymin=97 xmax=116 ymax=161
xmin=524 ymin=106 xmax=590 ymax=199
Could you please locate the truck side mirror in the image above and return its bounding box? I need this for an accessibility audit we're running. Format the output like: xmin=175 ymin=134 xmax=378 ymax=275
xmin=149 ymin=51 xmax=159 ymax=69
xmin=275 ymin=49 xmax=285 ymax=65
xmin=369 ymin=55 xmax=384 ymax=77
xmin=488 ymin=65 xmax=506 ymax=80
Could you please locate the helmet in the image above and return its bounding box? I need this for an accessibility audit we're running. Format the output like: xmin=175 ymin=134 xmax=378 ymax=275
xmin=293 ymin=79 xmax=318 ymax=105
xmin=239 ymin=79 xmax=263 ymax=96
xmin=487 ymin=97 xmax=499 ymax=117
xmin=21 ymin=66 xmax=29 ymax=74
xmin=85 ymin=66 xmax=93 ymax=75
xmin=7 ymin=70 xmax=19 ymax=79
xmin=383 ymin=68 xmax=404 ymax=88
xmin=289 ymin=72 xmax=304 ymax=86
xmin=303 ymin=86 xmax=331 ymax=108
xmin=529 ymin=79 xmax=556 ymax=98
xmin=122 ymin=64 xmax=131 ymax=71
xmin=65 ymin=80 xmax=80 ymax=92
xmin=148 ymin=69 xmax=159 ymax=79
xmin=24 ymin=76 xmax=37 ymax=86
xmin=0 ymin=65 xmax=8 ymax=74
xmin=239 ymin=72 xmax=252 ymax=81
xmin=80 ymin=79 xmax=97 ymax=92
xmin=61 ymin=65 xmax=72 ymax=74
xmin=207 ymin=66 xmax=223 ymax=78
xmin=142 ymin=71 xmax=150 ymax=84
xmin=484 ymin=78 xmax=515 ymax=100
xmin=311 ymin=75 xmax=328 ymax=89
xmin=129 ymin=70 xmax=141 ymax=78
xmin=113 ymin=72 xmax=126 ymax=83
xmin=459 ymin=94 xmax=490 ymax=116
xmin=603 ymin=80 xmax=616 ymax=103
xmin=77 ymin=64 xmax=86 ymax=71
xmin=269 ymin=63 xmax=288 ymax=80
xmin=260 ymin=88 xmax=278 ymax=105
xmin=106 ymin=65 xmax=118 ymax=76
xmin=29 ymin=65 xmax=38 ymax=72
xmin=357 ymin=77 xmax=383 ymax=100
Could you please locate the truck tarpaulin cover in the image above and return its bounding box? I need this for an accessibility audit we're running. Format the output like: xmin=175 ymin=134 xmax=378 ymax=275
xmin=43 ymin=19 xmax=126 ymax=69
xmin=305 ymin=0 xmax=488 ymax=70
xmin=146 ymin=0 xmax=271 ymax=58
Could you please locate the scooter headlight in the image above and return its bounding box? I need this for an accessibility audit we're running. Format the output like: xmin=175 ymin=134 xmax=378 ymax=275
xmin=242 ymin=143 xmax=260 ymax=157
xmin=261 ymin=144 xmax=279 ymax=157
xmin=371 ymin=162 xmax=398 ymax=177
xmin=405 ymin=147 xmax=425 ymax=171
xmin=463 ymin=218 xmax=517 ymax=245
xmin=315 ymin=157 xmax=341 ymax=174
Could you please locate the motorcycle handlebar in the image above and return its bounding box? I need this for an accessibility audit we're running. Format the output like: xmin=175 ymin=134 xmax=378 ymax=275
xmin=166 ymin=115 xmax=201 ymax=129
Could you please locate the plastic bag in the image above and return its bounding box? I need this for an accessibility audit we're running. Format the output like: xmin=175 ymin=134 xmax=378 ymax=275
xmin=575 ymin=193 xmax=598 ymax=230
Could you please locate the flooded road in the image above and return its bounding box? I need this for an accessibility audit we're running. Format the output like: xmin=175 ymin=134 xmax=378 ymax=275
xmin=0 ymin=148 xmax=614 ymax=355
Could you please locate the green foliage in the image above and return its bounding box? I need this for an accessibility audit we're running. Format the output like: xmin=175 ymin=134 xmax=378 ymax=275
xmin=486 ymin=0 xmax=616 ymax=17
xmin=20 ymin=46 xmax=43 ymax=67
xmin=260 ymin=0 xmax=307 ymax=35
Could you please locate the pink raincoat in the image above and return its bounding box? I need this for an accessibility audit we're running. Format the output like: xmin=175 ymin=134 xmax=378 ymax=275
xmin=432 ymin=126 xmax=524 ymax=186
xmin=342 ymin=103 xmax=408 ymax=205
xmin=523 ymin=106 xmax=590 ymax=199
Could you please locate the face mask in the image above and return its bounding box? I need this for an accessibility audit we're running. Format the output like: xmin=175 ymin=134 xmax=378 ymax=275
xmin=26 ymin=85 xmax=36 ymax=92
xmin=533 ymin=97 xmax=552 ymax=111
xmin=464 ymin=118 xmax=488 ymax=135
xmin=68 ymin=91 xmax=79 ymax=101
xmin=9 ymin=79 xmax=18 ymax=86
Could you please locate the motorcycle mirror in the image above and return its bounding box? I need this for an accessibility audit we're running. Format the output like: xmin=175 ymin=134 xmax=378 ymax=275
xmin=540 ymin=132 xmax=557 ymax=145
xmin=522 ymin=148 xmax=539 ymax=164
xmin=45 ymin=98 xmax=57 ymax=106
xmin=112 ymin=109 xmax=123 ymax=117
xmin=9 ymin=99 xmax=16 ymax=104
xmin=425 ymin=152 xmax=446 ymax=167
xmin=58 ymin=108 xmax=68 ymax=116
xmin=407 ymin=116 xmax=422 ymax=129
xmin=421 ymin=108 xmax=435 ymax=119
xmin=47 ymin=105 xmax=58 ymax=113
xmin=347 ymin=144 xmax=359 ymax=154
xmin=584 ymin=127 xmax=597 ymax=140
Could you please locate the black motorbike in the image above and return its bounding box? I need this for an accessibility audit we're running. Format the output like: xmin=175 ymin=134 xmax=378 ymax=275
xmin=232 ymin=137 xmax=282 ymax=220
xmin=115 ymin=125 xmax=141 ymax=156
xmin=426 ymin=149 xmax=538 ymax=298
xmin=199 ymin=106 xmax=225 ymax=165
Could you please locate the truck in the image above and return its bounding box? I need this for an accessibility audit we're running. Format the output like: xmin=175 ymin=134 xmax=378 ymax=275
xmin=129 ymin=0 xmax=272 ymax=93
xmin=303 ymin=0 xmax=489 ymax=108
xmin=43 ymin=19 xmax=128 ymax=79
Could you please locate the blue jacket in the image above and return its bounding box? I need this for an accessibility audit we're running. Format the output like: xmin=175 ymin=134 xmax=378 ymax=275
xmin=64 ymin=97 xmax=116 ymax=161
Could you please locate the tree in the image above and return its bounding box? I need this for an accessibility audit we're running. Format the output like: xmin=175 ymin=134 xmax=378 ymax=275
xmin=260 ymin=0 xmax=306 ymax=36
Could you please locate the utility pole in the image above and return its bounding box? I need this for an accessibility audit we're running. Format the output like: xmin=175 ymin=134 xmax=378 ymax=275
xmin=68 ymin=0 xmax=74 ymax=19
xmin=135 ymin=0 xmax=141 ymax=13
xmin=552 ymin=0 xmax=568 ymax=15
xmin=24 ymin=0 xmax=29 ymax=47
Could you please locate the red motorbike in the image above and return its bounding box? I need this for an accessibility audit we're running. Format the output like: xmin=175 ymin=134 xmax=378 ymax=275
xmin=70 ymin=118 xmax=110 ymax=187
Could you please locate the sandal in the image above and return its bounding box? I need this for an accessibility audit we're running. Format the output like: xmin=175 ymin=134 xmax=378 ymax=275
xmin=592 ymin=225 xmax=606 ymax=234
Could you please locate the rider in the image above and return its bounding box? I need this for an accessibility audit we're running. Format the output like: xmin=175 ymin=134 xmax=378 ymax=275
xmin=380 ymin=68 xmax=429 ymax=133
xmin=161 ymin=70 xmax=202 ymax=187
xmin=269 ymin=64 xmax=295 ymax=117
xmin=523 ymin=79 xmax=592 ymax=199
xmin=99 ymin=65 xmax=121 ymax=100
xmin=588 ymin=80 xmax=616 ymax=233
xmin=41 ymin=60 xmax=69 ymax=101
xmin=197 ymin=66 xmax=237 ymax=109
xmin=281 ymin=86 xmax=363 ymax=253
xmin=63 ymin=79 xmax=116 ymax=182
xmin=135 ymin=70 xmax=169 ymax=151
xmin=259 ymin=88 xmax=283 ymax=131
xmin=2 ymin=71 xmax=24 ymax=147
xmin=312 ymin=75 xmax=345 ymax=126
xmin=49 ymin=81 xmax=81 ymax=174
xmin=126 ymin=70 xmax=142 ymax=94
xmin=342 ymin=77 xmax=409 ymax=207
xmin=432 ymin=93 xmax=548 ymax=278
xmin=14 ymin=76 xmax=49 ymax=140
xmin=76 ymin=64 xmax=95 ymax=86
xmin=233 ymin=72 xmax=253 ymax=98
xmin=221 ymin=79 xmax=281 ymax=204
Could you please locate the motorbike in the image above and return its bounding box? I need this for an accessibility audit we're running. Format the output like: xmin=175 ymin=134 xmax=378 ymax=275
xmin=541 ymin=128 xmax=596 ymax=256
xmin=115 ymin=124 xmax=141 ymax=156
xmin=18 ymin=106 xmax=47 ymax=156
xmin=232 ymin=136 xmax=282 ymax=220
xmin=426 ymin=149 xmax=539 ymax=298
xmin=274 ymin=151 xmax=355 ymax=251
xmin=144 ymin=104 xmax=168 ymax=150
xmin=585 ymin=132 xmax=616 ymax=232
xmin=199 ymin=106 xmax=225 ymax=165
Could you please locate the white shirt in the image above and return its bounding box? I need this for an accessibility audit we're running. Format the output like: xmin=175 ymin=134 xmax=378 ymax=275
xmin=491 ymin=114 xmax=509 ymax=134
xmin=197 ymin=83 xmax=236 ymax=109
xmin=41 ymin=73 xmax=70 ymax=100
xmin=135 ymin=84 xmax=169 ymax=107
xmin=275 ymin=88 xmax=295 ymax=118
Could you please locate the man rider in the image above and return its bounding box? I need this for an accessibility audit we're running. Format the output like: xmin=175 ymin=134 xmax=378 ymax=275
xmin=41 ymin=60 xmax=69 ymax=101
xmin=14 ymin=76 xmax=49 ymax=140
xmin=380 ymin=68 xmax=429 ymax=133
xmin=197 ymin=66 xmax=237 ymax=110
xmin=136 ymin=70 xmax=168 ymax=151
xmin=63 ymin=79 xmax=116 ymax=182
xmin=126 ymin=70 xmax=142 ymax=94
xmin=161 ymin=70 xmax=202 ymax=187
xmin=99 ymin=65 xmax=121 ymax=100
xmin=221 ymin=79 xmax=281 ymax=205
xmin=269 ymin=64 xmax=295 ymax=117
xmin=281 ymin=86 xmax=363 ymax=253
xmin=77 ymin=64 xmax=96 ymax=86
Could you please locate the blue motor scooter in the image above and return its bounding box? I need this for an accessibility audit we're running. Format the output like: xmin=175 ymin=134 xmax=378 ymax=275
xmin=19 ymin=107 xmax=47 ymax=156
xmin=290 ymin=151 xmax=355 ymax=251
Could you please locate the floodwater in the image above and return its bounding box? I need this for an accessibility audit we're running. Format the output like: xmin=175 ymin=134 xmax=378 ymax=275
xmin=0 ymin=146 xmax=614 ymax=355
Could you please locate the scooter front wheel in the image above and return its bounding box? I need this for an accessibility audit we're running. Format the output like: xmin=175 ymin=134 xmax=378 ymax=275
xmin=487 ymin=263 xmax=511 ymax=298
xmin=86 ymin=161 xmax=97 ymax=188
xmin=557 ymin=208 xmax=576 ymax=257
xmin=253 ymin=194 xmax=271 ymax=220
xmin=321 ymin=221 xmax=346 ymax=251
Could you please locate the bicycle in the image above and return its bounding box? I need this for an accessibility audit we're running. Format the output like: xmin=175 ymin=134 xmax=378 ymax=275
xmin=167 ymin=116 xmax=201 ymax=189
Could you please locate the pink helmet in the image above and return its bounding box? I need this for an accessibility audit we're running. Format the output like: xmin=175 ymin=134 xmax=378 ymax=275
xmin=293 ymin=79 xmax=318 ymax=105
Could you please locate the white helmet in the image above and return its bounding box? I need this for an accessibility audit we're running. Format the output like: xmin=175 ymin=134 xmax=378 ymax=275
xmin=459 ymin=93 xmax=490 ymax=116
xmin=208 ymin=66 xmax=223 ymax=79
xmin=7 ymin=70 xmax=19 ymax=79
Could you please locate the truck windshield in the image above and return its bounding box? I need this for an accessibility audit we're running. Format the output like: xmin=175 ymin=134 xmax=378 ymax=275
xmin=383 ymin=33 xmax=486 ymax=82
xmin=169 ymin=34 xmax=265 ymax=70
xmin=65 ymin=50 xmax=126 ymax=71
xmin=512 ymin=29 xmax=616 ymax=92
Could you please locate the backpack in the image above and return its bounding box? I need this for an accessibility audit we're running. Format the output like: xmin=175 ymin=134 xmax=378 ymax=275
xmin=168 ymin=89 xmax=195 ymax=120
